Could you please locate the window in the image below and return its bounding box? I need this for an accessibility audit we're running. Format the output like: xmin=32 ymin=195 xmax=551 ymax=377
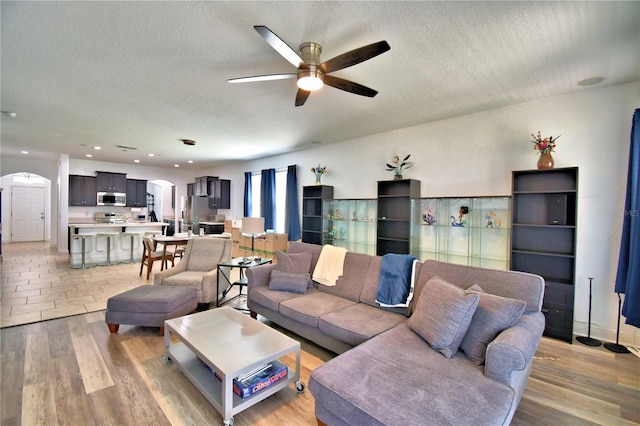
xmin=249 ymin=169 xmax=287 ymax=233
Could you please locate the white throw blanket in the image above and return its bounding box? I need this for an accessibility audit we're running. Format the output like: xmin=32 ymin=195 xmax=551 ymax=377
xmin=312 ymin=245 xmax=348 ymax=286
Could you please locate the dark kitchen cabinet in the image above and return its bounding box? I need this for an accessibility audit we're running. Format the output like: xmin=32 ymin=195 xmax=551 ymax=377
xmin=126 ymin=179 xmax=148 ymax=207
xmin=69 ymin=175 xmax=97 ymax=206
xmin=376 ymin=179 xmax=421 ymax=256
xmin=96 ymin=171 xmax=127 ymax=193
xmin=209 ymin=179 xmax=230 ymax=209
xmin=510 ymin=167 xmax=578 ymax=342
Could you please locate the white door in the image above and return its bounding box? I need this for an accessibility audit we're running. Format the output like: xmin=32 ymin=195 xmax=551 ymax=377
xmin=11 ymin=186 xmax=45 ymax=242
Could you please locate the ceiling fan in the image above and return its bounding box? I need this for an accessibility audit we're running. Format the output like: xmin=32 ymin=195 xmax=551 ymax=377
xmin=227 ymin=26 xmax=390 ymax=107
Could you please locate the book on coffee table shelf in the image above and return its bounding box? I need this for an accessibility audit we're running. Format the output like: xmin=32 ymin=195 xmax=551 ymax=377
xmin=199 ymin=358 xmax=289 ymax=399
xmin=233 ymin=361 xmax=288 ymax=399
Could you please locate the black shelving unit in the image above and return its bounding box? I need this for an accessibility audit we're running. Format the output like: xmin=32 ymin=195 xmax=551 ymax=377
xmin=302 ymin=185 xmax=334 ymax=245
xmin=510 ymin=167 xmax=578 ymax=342
xmin=376 ymin=179 xmax=421 ymax=256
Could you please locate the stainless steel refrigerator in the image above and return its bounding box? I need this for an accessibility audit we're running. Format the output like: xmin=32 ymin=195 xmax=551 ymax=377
xmin=184 ymin=196 xmax=213 ymax=231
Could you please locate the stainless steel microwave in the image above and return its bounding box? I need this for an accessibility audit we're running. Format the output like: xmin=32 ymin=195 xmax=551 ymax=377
xmin=97 ymin=192 xmax=126 ymax=206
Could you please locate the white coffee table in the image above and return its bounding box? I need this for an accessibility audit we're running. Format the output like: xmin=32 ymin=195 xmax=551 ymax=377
xmin=164 ymin=306 xmax=303 ymax=426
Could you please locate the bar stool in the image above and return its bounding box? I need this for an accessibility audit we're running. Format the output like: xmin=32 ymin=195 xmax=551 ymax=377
xmin=96 ymin=232 xmax=120 ymax=266
xmin=120 ymin=231 xmax=141 ymax=264
xmin=71 ymin=233 xmax=95 ymax=269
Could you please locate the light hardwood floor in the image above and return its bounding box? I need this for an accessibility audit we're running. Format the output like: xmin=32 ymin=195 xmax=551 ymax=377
xmin=1 ymin=242 xmax=639 ymax=425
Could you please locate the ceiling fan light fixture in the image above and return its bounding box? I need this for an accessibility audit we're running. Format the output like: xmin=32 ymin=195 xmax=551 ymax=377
xmin=297 ymin=69 xmax=324 ymax=91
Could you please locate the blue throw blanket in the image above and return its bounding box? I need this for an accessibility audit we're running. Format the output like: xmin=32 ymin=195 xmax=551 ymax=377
xmin=375 ymin=253 xmax=417 ymax=307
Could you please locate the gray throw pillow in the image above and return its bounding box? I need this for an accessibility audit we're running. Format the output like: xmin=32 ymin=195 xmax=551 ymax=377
xmin=460 ymin=284 xmax=527 ymax=365
xmin=275 ymin=250 xmax=312 ymax=273
xmin=408 ymin=276 xmax=479 ymax=358
xmin=268 ymin=270 xmax=311 ymax=294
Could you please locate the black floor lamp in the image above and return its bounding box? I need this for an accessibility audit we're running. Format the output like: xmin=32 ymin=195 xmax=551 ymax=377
xmin=576 ymin=277 xmax=602 ymax=347
xmin=604 ymin=293 xmax=631 ymax=354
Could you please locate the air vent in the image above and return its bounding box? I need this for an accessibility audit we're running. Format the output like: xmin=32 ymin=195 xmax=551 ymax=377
xmin=181 ymin=139 xmax=196 ymax=146
xmin=116 ymin=145 xmax=138 ymax=150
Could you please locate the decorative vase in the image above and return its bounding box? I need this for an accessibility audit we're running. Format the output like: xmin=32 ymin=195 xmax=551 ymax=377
xmin=394 ymin=174 xmax=403 ymax=180
xmin=537 ymin=152 xmax=554 ymax=169
xmin=315 ymin=174 xmax=322 ymax=185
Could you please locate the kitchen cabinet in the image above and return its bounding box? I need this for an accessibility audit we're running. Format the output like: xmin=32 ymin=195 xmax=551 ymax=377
xmin=187 ymin=183 xmax=194 ymax=197
xmin=126 ymin=179 xmax=148 ymax=207
xmin=69 ymin=175 xmax=97 ymax=206
xmin=302 ymin=185 xmax=334 ymax=245
xmin=377 ymin=179 xmax=420 ymax=256
xmin=96 ymin=171 xmax=127 ymax=193
xmin=209 ymin=179 xmax=230 ymax=209
xmin=510 ymin=167 xmax=578 ymax=342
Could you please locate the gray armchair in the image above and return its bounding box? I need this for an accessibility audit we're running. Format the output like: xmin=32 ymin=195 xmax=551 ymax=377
xmin=153 ymin=237 xmax=232 ymax=304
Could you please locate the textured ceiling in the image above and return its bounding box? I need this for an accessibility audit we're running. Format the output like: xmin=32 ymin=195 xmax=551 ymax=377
xmin=1 ymin=1 xmax=639 ymax=171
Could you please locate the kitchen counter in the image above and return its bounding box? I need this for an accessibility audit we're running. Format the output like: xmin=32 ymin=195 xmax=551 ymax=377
xmin=68 ymin=222 xmax=167 ymax=267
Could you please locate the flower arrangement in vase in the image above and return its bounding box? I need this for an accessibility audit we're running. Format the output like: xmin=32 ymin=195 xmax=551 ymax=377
xmin=386 ymin=154 xmax=413 ymax=179
xmin=311 ymin=164 xmax=326 ymax=185
xmin=531 ymin=131 xmax=560 ymax=169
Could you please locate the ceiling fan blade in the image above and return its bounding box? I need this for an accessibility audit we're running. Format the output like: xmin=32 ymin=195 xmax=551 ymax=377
xmin=323 ymin=75 xmax=378 ymax=97
xmin=227 ymin=73 xmax=296 ymax=84
xmin=321 ymin=41 xmax=390 ymax=73
xmin=295 ymin=89 xmax=311 ymax=107
xmin=254 ymin=25 xmax=305 ymax=68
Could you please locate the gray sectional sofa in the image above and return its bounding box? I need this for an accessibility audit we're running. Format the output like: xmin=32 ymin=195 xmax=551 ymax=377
xmin=246 ymin=241 xmax=545 ymax=425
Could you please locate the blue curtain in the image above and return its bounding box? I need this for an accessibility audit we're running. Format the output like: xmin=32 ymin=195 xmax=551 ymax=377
xmin=285 ymin=165 xmax=301 ymax=241
xmin=243 ymin=172 xmax=252 ymax=217
xmin=614 ymin=108 xmax=640 ymax=328
xmin=260 ymin=168 xmax=276 ymax=230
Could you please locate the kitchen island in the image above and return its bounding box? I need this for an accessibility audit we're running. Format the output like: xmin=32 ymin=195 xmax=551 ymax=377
xmin=68 ymin=222 xmax=168 ymax=267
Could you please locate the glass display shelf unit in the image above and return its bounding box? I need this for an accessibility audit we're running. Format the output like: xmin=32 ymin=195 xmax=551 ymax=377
xmin=411 ymin=196 xmax=511 ymax=270
xmin=323 ymin=199 xmax=377 ymax=255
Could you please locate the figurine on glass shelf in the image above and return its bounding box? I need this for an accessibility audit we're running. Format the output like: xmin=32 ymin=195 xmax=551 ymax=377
xmin=486 ymin=210 xmax=496 ymax=228
xmin=423 ymin=207 xmax=437 ymax=225
xmin=451 ymin=206 xmax=469 ymax=227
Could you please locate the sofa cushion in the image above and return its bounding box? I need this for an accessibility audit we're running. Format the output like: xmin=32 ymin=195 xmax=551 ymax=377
xmin=318 ymin=303 xmax=406 ymax=346
xmin=275 ymin=250 xmax=312 ymax=273
xmin=161 ymin=271 xmax=208 ymax=289
xmin=279 ymin=292 xmax=356 ymax=328
xmin=268 ymin=270 xmax=311 ymax=294
xmin=317 ymin=252 xmax=371 ymax=302
xmin=249 ymin=286 xmax=316 ymax=312
xmin=309 ymin=323 xmax=514 ymax=426
xmin=461 ymin=284 xmax=527 ymax=365
xmin=287 ymin=241 xmax=323 ymax=273
xmin=408 ymin=276 xmax=479 ymax=358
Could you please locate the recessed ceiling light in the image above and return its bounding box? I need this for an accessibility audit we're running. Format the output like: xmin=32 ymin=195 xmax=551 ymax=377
xmin=94 ymin=146 xmax=101 ymax=150
xmin=1 ymin=111 xmax=17 ymax=118
xmin=148 ymin=153 xmax=154 ymax=157
xmin=86 ymin=154 xmax=93 ymax=158
xmin=577 ymin=76 xmax=605 ymax=86
xmin=174 ymin=164 xmax=180 ymax=168
xmin=188 ymin=160 xmax=193 ymax=164
xmin=134 ymin=159 xmax=140 ymax=163
xmin=21 ymin=150 xmax=28 ymax=154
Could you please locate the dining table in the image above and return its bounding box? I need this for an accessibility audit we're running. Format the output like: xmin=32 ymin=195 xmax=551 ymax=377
xmin=153 ymin=234 xmax=192 ymax=270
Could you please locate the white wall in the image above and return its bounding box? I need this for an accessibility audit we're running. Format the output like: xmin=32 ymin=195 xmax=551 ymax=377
xmin=204 ymin=81 xmax=640 ymax=346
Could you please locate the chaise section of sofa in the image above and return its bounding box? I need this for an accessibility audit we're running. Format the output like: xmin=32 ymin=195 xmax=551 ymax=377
xmin=309 ymin=260 xmax=545 ymax=425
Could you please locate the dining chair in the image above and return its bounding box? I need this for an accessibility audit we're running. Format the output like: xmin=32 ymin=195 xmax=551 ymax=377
xmin=139 ymin=236 xmax=175 ymax=280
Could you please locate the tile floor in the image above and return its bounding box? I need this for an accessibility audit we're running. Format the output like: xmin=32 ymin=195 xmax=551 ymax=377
xmin=0 ymin=241 xmax=242 ymax=328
